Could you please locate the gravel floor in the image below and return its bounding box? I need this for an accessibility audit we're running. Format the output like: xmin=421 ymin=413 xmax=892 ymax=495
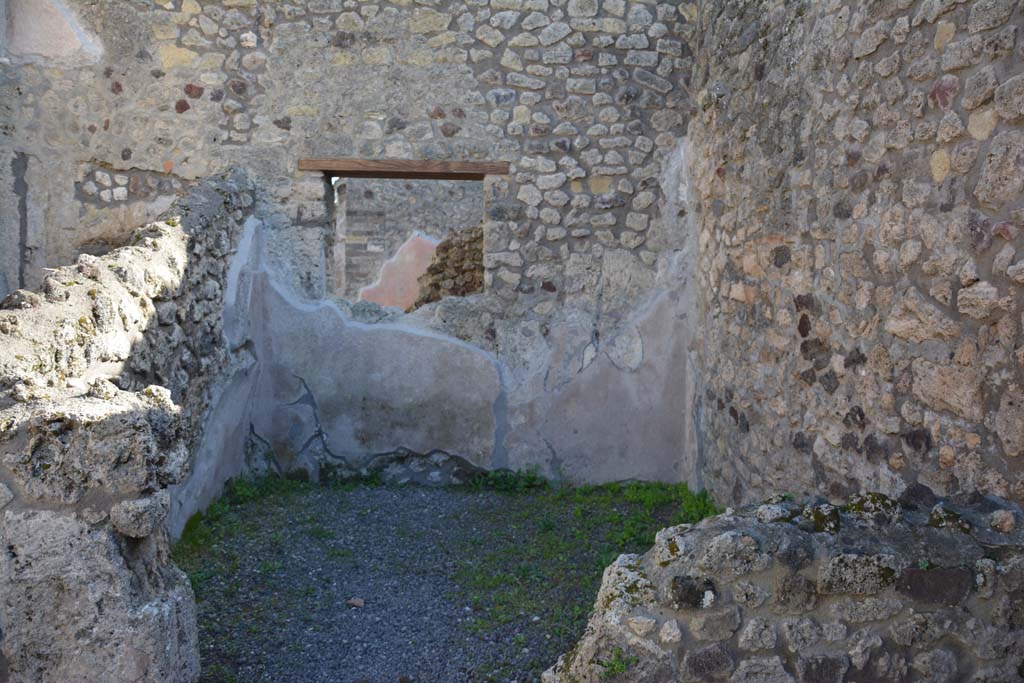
xmin=184 ymin=486 xmax=559 ymax=683
xmin=174 ymin=479 xmax=715 ymax=683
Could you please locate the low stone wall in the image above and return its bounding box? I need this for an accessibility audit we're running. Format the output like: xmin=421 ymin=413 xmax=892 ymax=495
xmin=544 ymin=490 xmax=1024 ymax=683
xmin=0 ymin=172 xmax=254 ymax=682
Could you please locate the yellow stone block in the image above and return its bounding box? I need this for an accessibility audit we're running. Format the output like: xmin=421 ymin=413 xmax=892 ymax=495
xmin=427 ymin=31 xmax=457 ymax=48
xmin=152 ymin=24 xmax=179 ymax=41
xmin=409 ymin=9 xmax=451 ymax=33
xmin=158 ymin=44 xmax=198 ymax=69
xmin=968 ymin=109 xmax=997 ymax=141
xmin=332 ymin=52 xmax=357 ymax=66
xmin=362 ymin=46 xmax=393 ymax=64
xmin=589 ymin=176 xmax=612 ymax=194
xmin=934 ymin=21 xmax=955 ymax=51
xmin=728 ymin=282 xmax=748 ymax=302
xmin=599 ymin=18 xmax=627 ymax=33
xmin=286 ymin=105 xmax=319 ymax=117
xmin=742 ymin=252 xmax=764 ymax=278
xmin=181 ymin=0 xmax=201 ymax=15
xmin=930 ymin=149 xmax=950 ymax=184
xmin=435 ymin=48 xmax=467 ymax=64
xmin=196 ymin=53 xmax=225 ymax=70
xmin=404 ymin=49 xmax=433 ymax=67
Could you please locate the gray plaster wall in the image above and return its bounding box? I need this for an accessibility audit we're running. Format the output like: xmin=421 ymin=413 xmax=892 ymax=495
xmin=168 ymin=135 xmax=701 ymax=510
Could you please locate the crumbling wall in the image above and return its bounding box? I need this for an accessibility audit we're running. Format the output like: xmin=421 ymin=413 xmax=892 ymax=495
xmin=0 ymin=172 xmax=254 ymax=683
xmin=411 ymin=224 xmax=485 ymax=310
xmin=690 ymin=0 xmax=1024 ymax=506
xmin=545 ymin=492 xmax=1024 ymax=683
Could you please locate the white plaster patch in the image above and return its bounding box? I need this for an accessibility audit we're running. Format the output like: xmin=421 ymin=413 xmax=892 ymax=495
xmin=606 ymin=325 xmax=643 ymax=370
xmin=5 ymin=0 xmax=102 ymax=64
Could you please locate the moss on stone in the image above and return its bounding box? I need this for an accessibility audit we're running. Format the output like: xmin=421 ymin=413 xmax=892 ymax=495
xmin=803 ymin=503 xmax=840 ymax=533
xmin=844 ymin=492 xmax=901 ymax=519
xmin=928 ymin=505 xmax=972 ymax=533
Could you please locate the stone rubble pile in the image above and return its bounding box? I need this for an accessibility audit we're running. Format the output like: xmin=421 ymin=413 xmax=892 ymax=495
xmin=411 ymin=224 xmax=485 ymax=311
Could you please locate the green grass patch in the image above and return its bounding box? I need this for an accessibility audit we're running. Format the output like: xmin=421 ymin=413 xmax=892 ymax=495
xmin=468 ymin=467 xmax=549 ymax=493
xmin=173 ymin=475 xmax=326 ymax=598
xmin=452 ymin=479 xmax=720 ymax=637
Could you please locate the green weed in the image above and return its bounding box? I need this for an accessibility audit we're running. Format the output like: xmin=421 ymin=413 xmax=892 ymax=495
xmin=468 ymin=466 xmax=548 ymax=493
xmin=601 ymin=648 xmax=638 ymax=678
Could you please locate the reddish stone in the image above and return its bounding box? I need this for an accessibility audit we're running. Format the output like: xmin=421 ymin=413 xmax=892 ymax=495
xmin=929 ymin=75 xmax=960 ymax=110
xmin=103 ymin=119 xmax=110 ymax=131
xmin=541 ymin=281 xmax=557 ymax=292
xmin=183 ymin=83 xmax=205 ymax=99
xmin=87 ymin=124 xmax=97 ymax=134
xmin=163 ymin=161 xmax=174 ymax=173
xmin=994 ymin=221 xmax=1018 ymax=241
xmin=440 ymin=122 xmax=460 ymax=137
xmin=575 ymin=47 xmax=594 ymax=61
xmin=452 ymin=107 xmax=465 ymax=118
xmin=175 ymin=99 xmax=191 ymax=114
xmin=110 ymin=81 xmax=123 ymax=95
xmin=428 ymin=105 xmax=445 ymax=119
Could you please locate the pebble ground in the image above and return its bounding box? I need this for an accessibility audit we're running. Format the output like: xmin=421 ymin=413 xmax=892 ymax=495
xmin=174 ymin=480 xmax=714 ymax=683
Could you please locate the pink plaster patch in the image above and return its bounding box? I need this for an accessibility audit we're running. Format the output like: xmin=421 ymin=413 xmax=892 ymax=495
xmin=359 ymin=234 xmax=439 ymax=310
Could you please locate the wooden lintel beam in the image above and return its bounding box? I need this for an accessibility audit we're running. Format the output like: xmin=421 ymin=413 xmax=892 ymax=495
xmin=298 ymin=158 xmax=510 ymax=180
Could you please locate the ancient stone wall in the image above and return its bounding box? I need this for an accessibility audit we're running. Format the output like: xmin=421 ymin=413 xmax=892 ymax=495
xmin=545 ymin=491 xmax=1024 ymax=683
xmin=1 ymin=1 xmax=1022 ymax=681
xmin=1 ymin=0 xmax=705 ymax=485
xmin=5 ymin=0 xmax=1020 ymax=498
xmin=1 ymin=0 xmax=693 ymax=311
xmin=689 ymin=0 xmax=1024 ymax=507
xmin=0 ymin=172 xmax=254 ymax=682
